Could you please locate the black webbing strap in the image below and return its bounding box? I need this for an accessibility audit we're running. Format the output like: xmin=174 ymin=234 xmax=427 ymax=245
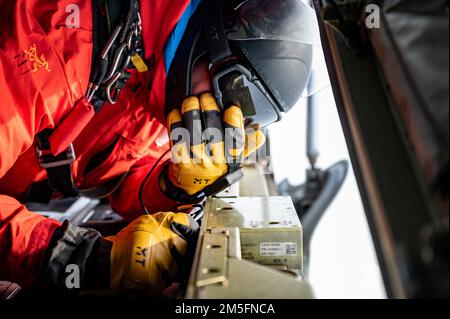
xmin=90 ymin=0 xmax=132 ymax=110
xmin=30 ymin=0 xmax=135 ymax=201
xmin=35 ymin=129 xmax=79 ymax=198
xmin=202 ymin=0 xmax=233 ymax=64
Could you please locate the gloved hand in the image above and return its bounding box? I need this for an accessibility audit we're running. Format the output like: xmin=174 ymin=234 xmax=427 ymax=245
xmin=165 ymin=93 xmax=266 ymax=196
xmin=106 ymin=212 xmax=199 ymax=295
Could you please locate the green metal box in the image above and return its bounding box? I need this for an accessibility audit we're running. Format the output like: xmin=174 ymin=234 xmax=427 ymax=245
xmin=204 ymin=196 xmax=303 ymax=270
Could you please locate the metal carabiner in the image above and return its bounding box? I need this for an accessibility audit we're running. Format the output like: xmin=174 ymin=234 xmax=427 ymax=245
xmin=127 ymin=30 xmax=134 ymax=51
xmin=105 ymin=71 xmax=123 ymax=104
xmin=104 ymin=43 xmax=129 ymax=83
xmin=136 ymin=12 xmax=142 ymax=35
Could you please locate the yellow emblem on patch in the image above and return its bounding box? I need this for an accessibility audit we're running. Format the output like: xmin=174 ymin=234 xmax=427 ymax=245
xmin=23 ymin=43 xmax=51 ymax=73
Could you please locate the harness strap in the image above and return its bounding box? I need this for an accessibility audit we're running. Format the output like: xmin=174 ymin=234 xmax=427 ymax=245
xmin=202 ymin=0 xmax=232 ymax=64
xmin=48 ymin=98 xmax=95 ymax=156
xmin=36 ymin=129 xmax=79 ymax=198
xmin=32 ymin=0 xmax=144 ymax=200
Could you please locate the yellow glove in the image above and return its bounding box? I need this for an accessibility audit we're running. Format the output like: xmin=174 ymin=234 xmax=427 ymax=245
xmin=106 ymin=212 xmax=199 ymax=295
xmin=167 ymin=93 xmax=266 ymax=196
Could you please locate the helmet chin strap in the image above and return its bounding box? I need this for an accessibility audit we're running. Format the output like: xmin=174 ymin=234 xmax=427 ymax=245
xmin=202 ymin=0 xmax=233 ymax=64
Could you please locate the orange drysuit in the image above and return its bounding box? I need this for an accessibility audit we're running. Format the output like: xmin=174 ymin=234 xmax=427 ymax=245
xmin=0 ymin=0 xmax=191 ymax=288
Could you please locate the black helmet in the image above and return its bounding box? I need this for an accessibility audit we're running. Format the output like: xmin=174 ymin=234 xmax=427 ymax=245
xmin=166 ymin=0 xmax=319 ymax=127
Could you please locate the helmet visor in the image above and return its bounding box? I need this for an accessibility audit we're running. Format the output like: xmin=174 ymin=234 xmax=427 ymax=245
xmin=228 ymin=0 xmax=320 ymax=45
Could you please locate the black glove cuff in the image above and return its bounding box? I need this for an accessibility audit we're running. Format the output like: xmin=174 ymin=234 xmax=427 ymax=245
xmin=84 ymin=237 xmax=112 ymax=289
xmin=35 ymin=221 xmax=110 ymax=291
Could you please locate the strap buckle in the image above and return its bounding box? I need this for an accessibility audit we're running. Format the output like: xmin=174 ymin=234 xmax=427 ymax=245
xmin=36 ymin=144 xmax=76 ymax=169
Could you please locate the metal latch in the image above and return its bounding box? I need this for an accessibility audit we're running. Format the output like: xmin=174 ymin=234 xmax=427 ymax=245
xmin=195 ymin=227 xmax=241 ymax=288
xmin=36 ymin=143 xmax=76 ymax=169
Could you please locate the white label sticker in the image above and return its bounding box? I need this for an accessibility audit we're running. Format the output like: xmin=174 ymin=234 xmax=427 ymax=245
xmin=259 ymin=242 xmax=298 ymax=257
